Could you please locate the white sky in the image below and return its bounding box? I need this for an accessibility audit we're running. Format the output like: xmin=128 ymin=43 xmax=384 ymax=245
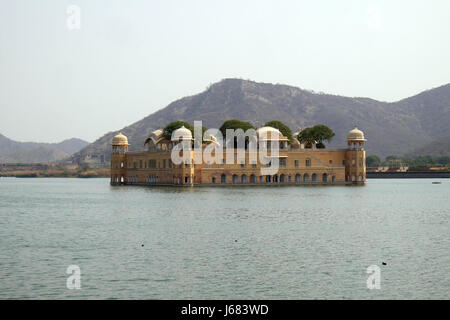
xmin=1 ymin=0 xmax=449 ymax=142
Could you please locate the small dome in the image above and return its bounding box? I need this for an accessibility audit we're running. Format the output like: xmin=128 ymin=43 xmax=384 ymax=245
xmin=347 ymin=127 xmax=365 ymax=141
xmin=171 ymin=126 xmax=192 ymax=141
xmin=112 ymin=132 xmax=129 ymax=145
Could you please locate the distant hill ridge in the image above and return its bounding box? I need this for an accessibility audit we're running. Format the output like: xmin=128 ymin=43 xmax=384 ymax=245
xmin=0 ymin=134 xmax=89 ymax=164
xmin=70 ymin=78 xmax=450 ymax=163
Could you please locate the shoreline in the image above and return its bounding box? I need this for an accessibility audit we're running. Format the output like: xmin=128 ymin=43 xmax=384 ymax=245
xmin=367 ymin=171 xmax=450 ymax=178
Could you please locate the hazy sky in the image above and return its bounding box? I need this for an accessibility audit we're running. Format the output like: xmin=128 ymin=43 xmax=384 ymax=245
xmin=1 ymin=0 xmax=449 ymax=143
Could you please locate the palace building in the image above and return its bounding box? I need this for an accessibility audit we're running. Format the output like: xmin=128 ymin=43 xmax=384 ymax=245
xmin=110 ymin=126 xmax=366 ymax=186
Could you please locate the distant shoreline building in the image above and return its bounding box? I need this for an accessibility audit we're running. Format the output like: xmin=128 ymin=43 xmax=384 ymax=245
xmin=110 ymin=126 xmax=366 ymax=186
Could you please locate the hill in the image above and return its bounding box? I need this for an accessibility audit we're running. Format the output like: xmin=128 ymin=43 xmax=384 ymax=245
xmin=406 ymin=135 xmax=450 ymax=157
xmin=0 ymin=134 xmax=89 ymax=164
xmin=72 ymin=79 xmax=450 ymax=163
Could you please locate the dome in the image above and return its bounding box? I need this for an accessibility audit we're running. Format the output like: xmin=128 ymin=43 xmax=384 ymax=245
xmin=256 ymin=126 xmax=281 ymax=135
xmin=257 ymin=126 xmax=287 ymax=141
xmin=112 ymin=132 xmax=129 ymax=145
xmin=347 ymin=127 xmax=365 ymax=141
xmin=171 ymin=126 xmax=192 ymax=141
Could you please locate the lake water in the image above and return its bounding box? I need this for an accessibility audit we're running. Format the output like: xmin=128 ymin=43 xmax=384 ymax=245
xmin=0 ymin=177 xmax=449 ymax=299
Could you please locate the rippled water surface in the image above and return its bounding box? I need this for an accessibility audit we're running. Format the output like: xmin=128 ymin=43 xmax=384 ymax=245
xmin=0 ymin=178 xmax=449 ymax=299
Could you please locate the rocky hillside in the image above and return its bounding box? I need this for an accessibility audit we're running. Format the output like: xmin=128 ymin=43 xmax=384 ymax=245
xmin=0 ymin=135 xmax=89 ymax=163
xmin=72 ymin=79 xmax=450 ymax=163
xmin=407 ymin=135 xmax=450 ymax=157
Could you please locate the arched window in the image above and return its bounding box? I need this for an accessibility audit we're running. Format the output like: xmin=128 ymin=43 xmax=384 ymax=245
xmin=322 ymin=173 xmax=328 ymax=183
xmin=312 ymin=173 xmax=318 ymax=182
xmin=241 ymin=174 xmax=248 ymax=183
xmin=221 ymin=174 xmax=227 ymax=183
xmin=250 ymin=174 xmax=256 ymax=183
xmin=280 ymin=174 xmax=286 ymax=183
xmin=295 ymin=174 xmax=301 ymax=183
xmin=232 ymin=174 xmax=239 ymax=184
xmin=304 ymin=173 xmax=310 ymax=182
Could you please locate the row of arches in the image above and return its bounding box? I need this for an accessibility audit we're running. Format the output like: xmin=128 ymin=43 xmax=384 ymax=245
xmin=347 ymin=174 xmax=365 ymax=182
xmin=213 ymin=173 xmax=336 ymax=184
xmin=112 ymin=173 xmax=340 ymax=185
xmin=111 ymin=175 xmax=125 ymax=184
xmin=141 ymin=175 xmax=194 ymax=184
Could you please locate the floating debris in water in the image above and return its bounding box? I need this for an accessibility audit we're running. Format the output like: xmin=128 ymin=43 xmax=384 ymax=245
xmin=432 ymin=181 xmax=442 ymax=184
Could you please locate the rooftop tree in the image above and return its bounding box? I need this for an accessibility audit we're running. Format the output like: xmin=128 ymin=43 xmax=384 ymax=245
xmin=297 ymin=124 xmax=335 ymax=148
xmin=264 ymin=120 xmax=294 ymax=144
xmin=162 ymin=121 xmax=194 ymax=140
xmin=219 ymin=119 xmax=255 ymax=136
xmin=219 ymin=119 xmax=255 ymax=149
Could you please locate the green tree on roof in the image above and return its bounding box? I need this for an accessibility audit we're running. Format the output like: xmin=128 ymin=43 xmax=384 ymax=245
xmin=162 ymin=121 xmax=194 ymax=140
xmin=264 ymin=120 xmax=294 ymax=144
xmin=297 ymin=124 xmax=335 ymax=148
xmin=219 ymin=119 xmax=255 ymax=136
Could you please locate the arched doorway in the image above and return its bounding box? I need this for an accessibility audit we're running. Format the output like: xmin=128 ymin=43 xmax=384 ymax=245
xmin=221 ymin=174 xmax=226 ymax=184
xmin=232 ymin=174 xmax=239 ymax=184
xmin=250 ymin=174 xmax=256 ymax=183
xmin=280 ymin=174 xmax=286 ymax=183
xmin=241 ymin=174 xmax=248 ymax=183
xmin=322 ymin=173 xmax=328 ymax=183
xmin=312 ymin=173 xmax=317 ymax=182
xmin=304 ymin=173 xmax=310 ymax=182
xmin=295 ymin=174 xmax=301 ymax=183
